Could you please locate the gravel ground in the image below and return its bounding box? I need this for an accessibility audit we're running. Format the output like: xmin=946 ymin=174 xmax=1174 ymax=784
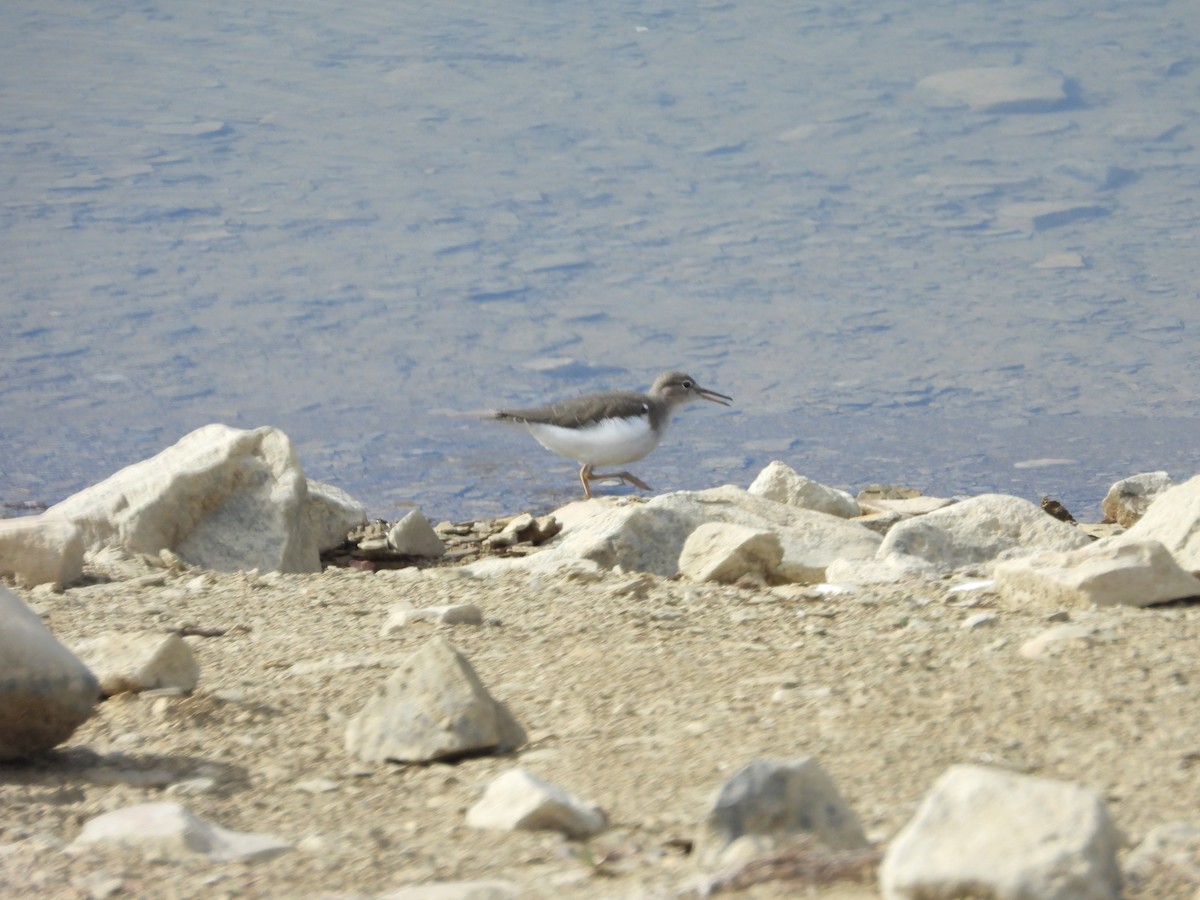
xmin=3 ymin=544 xmax=1199 ymax=898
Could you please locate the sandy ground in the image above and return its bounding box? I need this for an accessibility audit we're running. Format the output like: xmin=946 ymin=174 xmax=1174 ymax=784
xmin=3 ymin=542 xmax=1199 ymax=898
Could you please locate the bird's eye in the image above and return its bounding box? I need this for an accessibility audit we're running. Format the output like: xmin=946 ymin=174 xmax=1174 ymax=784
xmin=681 ymin=380 xmax=693 ymax=389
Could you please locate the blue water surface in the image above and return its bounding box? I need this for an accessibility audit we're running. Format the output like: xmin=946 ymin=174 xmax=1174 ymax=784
xmin=2 ymin=0 xmax=1197 ymax=523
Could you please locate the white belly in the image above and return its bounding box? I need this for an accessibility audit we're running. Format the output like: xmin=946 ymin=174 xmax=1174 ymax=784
xmin=524 ymin=415 xmax=664 ymax=467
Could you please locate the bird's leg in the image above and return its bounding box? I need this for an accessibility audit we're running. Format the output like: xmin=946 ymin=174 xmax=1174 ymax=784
xmin=578 ymin=464 xmax=595 ymax=499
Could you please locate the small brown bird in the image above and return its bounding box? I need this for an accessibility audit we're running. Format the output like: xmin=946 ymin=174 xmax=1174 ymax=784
xmin=490 ymin=371 xmax=732 ymax=498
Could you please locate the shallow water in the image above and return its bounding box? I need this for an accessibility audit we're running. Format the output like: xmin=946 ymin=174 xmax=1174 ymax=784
xmin=3 ymin=0 xmax=1198 ymax=524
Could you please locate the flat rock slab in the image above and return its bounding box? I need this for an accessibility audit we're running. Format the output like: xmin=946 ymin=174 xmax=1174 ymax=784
xmin=67 ymin=801 xmax=291 ymax=862
xmin=880 ymin=765 xmax=1121 ymax=900
xmin=995 ymin=540 xmax=1200 ymax=609
xmin=0 ymin=585 xmax=99 ymax=759
xmin=1111 ymin=474 xmax=1200 ymax=572
xmin=345 ymin=637 xmax=525 ymax=764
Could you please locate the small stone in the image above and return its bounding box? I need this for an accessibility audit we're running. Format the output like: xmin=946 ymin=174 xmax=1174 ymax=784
xmin=379 ymin=880 xmax=521 ymax=900
xmin=387 ymin=510 xmax=446 ymax=558
xmin=747 ymin=462 xmax=859 ymax=518
xmin=961 ymin=612 xmax=997 ymax=629
xmin=380 ymin=603 xmax=484 ymax=635
xmin=71 ymin=631 xmax=200 ymax=696
xmin=295 ymin=777 xmax=340 ymax=794
xmin=1019 ymin=623 xmax=1103 ymax=659
xmin=466 ymin=769 xmax=607 ymax=840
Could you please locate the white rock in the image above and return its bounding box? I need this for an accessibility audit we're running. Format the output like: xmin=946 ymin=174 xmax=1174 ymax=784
xmin=0 ymin=585 xmax=100 ymax=759
xmin=67 ymin=801 xmax=290 ymax=862
xmin=747 ymin=461 xmax=859 ymax=518
xmin=694 ymin=757 xmax=869 ymax=867
xmin=994 ymin=540 xmax=1199 ymax=609
xmin=1108 ymin=473 xmax=1200 ymax=571
xmin=48 ymin=424 xmax=362 ymax=573
xmin=678 ymin=522 xmax=783 ymax=584
xmin=880 ymin=765 xmax=1121 ymax=900
xmin=877 ymin=494 xmax=1091 ymax=573
xmin=514 ymin=486 xmax=882 ymax=584
xmin=916 ymin=66 xmax=1069 ymax=113
xmin=0 ymin=514 xmax=84 ymax=588
xmin=345 ymin=637 xmax=525 ymax=764
xmin=1101 ymin=472 xmax=1173 ymax=528
xmin=1019 ymin=623 xmax=1105 ymax=659
xmin=380 ymin=880 xmax=521 ymax=900
xmin=71 ymin=632 xmax=200 ymax=696
xmin=387 ymin=510 xmax=446 ymax=557
xmin=381 ymin=603 xmax=484 ymax=635
xmin=466 ymin=768 xmax=607 ymax=840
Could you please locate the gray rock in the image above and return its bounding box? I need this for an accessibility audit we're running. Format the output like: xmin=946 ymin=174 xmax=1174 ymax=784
xmin=747 ymin=461 xmax=859 ymax=518
xmin=380 ymin=881 xmax=521 ymax=900
xmin=344 ymin=637 xmax=525 ymax=764
xmin=1101 ymin=472 xmax=1174 ymax=528
xmin=880 ymin=765 xmax=1121 ymax=900
xmin=916 ymin=66 xmax=1070 ymax=113
xmin=695 ymin=757 xmax=869 ymax=867
xmin=0 ymin=514 xmax=84 ymax=588
xmin=877 ymin=494 xmax=1091 ymax=573
xmin=381 ymin=603 xmax=484 ymax=635
xmin=387 ymin=510 xmax=446 ymax=558
xmin=678 ymin=522 xmax=783 ymax=584
xmin=48 ymin=424 xmax=361 ymax=573
xmin=67 ymin=801 xmax=290 ymax=862
xmin=466 ymin=768 xmax=607 ymax=840
xmin=0 ymin=585 xmax=100 ymax=759
xmin=71 ymin=631 xmax=200 ymax=696
xmin=994 ymin=540 xmax=1200 ymax=609
xmin=1109 ymin=473 xmax=1200 ymax=572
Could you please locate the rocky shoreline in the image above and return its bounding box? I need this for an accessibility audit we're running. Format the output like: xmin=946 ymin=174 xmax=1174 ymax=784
xmin=2 ymin=425 xmax=1199 ymax=898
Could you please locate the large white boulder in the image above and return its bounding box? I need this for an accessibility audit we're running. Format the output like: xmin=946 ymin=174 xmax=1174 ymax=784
xmin=0 ymin=585 xmax=99 ymax=758
xmin=1108 ymin=473 xmax=1200 ymax=572
xmin=0 ymin=514 xmax=84 ymax=587
xmin=994 ymin=540 xmax=1200 ymax=609
xmin=48 ymin=424 xmax=365 ymax=574
xmin=880 ymin=765 xmax=1121 ymax=900
xmin=877 ymin=494 xmax=1091 ymax=573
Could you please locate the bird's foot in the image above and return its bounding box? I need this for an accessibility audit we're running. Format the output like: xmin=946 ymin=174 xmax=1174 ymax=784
xmin=589 ymin=470 xmax=653 ymax=492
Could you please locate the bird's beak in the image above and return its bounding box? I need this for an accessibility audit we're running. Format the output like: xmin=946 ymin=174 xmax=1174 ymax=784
xmin=697 ymin=386 xmax=733 ymax=406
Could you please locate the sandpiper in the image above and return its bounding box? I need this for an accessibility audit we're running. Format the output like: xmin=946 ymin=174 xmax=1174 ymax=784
xmin=489 ymin=370 xmax=732 ymax=498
